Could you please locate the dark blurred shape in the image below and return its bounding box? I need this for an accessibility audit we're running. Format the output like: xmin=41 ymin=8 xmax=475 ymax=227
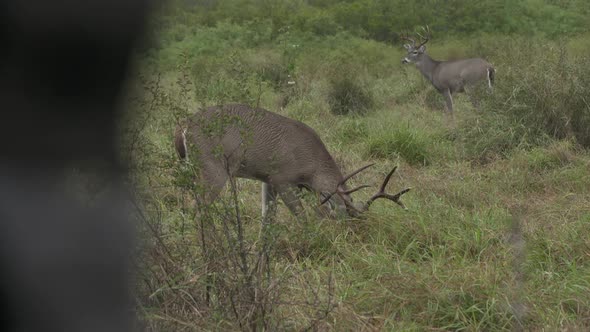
xmin=0 ymin=1 xmax=151 ymax=331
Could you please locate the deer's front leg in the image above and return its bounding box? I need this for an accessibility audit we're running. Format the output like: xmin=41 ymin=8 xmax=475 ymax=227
xmin=261 ymin=182 xmax=278 ymax=220
xmin=442 ymin=88 xmax=454 ymax=114
xmin=277 ymin=185 xmax=305 ymax=216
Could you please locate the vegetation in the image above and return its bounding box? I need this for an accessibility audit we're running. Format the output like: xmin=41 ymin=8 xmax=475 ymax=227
xmin=124 ymin=0 xmax=590 ymax=330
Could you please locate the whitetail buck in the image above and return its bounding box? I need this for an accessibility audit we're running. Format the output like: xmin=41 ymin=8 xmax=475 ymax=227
xmin=175 ymin=104 xmax=410 ymax=218
xmin=401 ymin=26 xmax=495 ymax=115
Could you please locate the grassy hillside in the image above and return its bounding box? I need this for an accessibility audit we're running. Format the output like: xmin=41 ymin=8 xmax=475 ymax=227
xmin=125 ymin=2 xmax=590 ymax=330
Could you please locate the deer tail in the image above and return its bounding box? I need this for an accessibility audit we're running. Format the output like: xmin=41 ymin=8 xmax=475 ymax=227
xmin=487 ymin=67 xmax=495 ymax=89
xmin=174 ymin=124 xmax=188 ymax=159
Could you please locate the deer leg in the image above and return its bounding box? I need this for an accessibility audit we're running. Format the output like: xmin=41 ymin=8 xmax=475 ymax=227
xmin=443 ymin=88 xmax=454 ymax=114
xmin=195 ymin=160 xmax=229 ymax=206
xmin=277 ymin=186 xmax=304 ymax=216
xmin=464 ymin=86 xmax=481 ymax=112
xmin=193 ymin=160 xmax=229 ymax=306
xmin=469 ymin=94 xmax=480 ymax=111
xmin=442 ymin=88 xmax=457 ymax=128
xmin=261 ymin=183 xmax=278 ymax=220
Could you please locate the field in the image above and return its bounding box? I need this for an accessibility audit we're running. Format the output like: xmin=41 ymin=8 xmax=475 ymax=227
xmin=125 ymin=1 xmax=590 ymax=330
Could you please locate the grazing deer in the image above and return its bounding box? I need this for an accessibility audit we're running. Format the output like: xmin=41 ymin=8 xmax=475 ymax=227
xmin=175 ymin=104 xmax=410 ymax=218
xmin=401 ymin=26 xmax=495 ymax=115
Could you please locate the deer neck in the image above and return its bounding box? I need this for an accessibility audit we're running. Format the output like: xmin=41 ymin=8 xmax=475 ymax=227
xmin=415 ymin=54 xmax=440 ymax=84
xmin=315 ymin=165 xmax=346 ymax=196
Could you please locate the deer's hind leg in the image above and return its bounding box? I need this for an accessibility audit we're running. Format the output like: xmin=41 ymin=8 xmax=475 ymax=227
xmin=464 ymin=85 xmax=481 ymax=112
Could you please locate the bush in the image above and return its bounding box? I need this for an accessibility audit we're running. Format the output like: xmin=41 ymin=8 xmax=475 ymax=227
xmin=325 ymin=59 xmax=374 ymax=116
xmin=327 ymin=75 xmax=374 ymax=115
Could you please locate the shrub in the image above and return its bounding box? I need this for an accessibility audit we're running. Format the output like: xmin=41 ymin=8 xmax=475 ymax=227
xmin=327 ymin=75 xmax=374 ymax=115
xmin=325 ymin=59 xmax=374 ymax=116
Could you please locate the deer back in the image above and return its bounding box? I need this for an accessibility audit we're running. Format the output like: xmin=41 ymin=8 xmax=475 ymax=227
xmin=179 ymin=104 xmax=344 ymax=191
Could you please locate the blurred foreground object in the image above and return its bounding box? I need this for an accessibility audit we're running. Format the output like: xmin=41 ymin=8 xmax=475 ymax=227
xmin=0 ymin=1 xmax=151 ymax=331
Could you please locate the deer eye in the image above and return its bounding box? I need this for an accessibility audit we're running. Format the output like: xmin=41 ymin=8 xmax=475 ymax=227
xmin=412 ymin=51 xmax=419 ymax=55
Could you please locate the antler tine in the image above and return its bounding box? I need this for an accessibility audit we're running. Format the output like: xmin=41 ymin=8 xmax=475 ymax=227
xmin=400 ymin=31 xmax=416 ymax=47
xmin=319 ymin=164 xmax=375 ymax=206
xmin=320 ymin=191 xmax=336 ymax=205
xmin=416 ymin=25 xmax=431 ymax=48
xmin=343 ymin=184 xmax=371 ymax=195
xmin=319 ymin=184 xmax=370 ymax=205
xmin=338 ymin=163 xmax=375 ymax=187
xmin=379 ymin=166 xmax=397 ymax=193
xmin=365 ymin=166 xmax=411 ymax=210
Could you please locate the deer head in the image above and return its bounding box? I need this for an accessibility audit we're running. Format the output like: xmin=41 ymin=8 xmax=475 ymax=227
xmin=401 ymin=26 xmax=431 ymax=65
xmin=320 ymin=164 xmax=411 ymax=218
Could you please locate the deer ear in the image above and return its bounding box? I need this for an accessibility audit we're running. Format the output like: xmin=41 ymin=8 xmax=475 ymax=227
xmin=403 ymin=44 xmax=411 ymax=50
xmin=418 ymin=45 xmax=426 ymax=52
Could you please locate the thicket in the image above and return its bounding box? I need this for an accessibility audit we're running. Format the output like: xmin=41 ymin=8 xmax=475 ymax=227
xmin=159 ymin=0 xmax=590 ymax=42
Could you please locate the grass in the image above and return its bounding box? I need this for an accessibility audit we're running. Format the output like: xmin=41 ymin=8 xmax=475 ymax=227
xmin=126 ymin=18 xmax=590 ymax=331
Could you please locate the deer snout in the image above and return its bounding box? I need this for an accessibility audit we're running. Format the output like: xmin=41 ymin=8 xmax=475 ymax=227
xmin=402 ymin=57 xmax=410 ymax=64
xmin=348 ymin=201 xmax=367 ymax=217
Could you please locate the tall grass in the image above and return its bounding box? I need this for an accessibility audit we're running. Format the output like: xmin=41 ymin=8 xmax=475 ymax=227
xmin=452 ymin=36 xmax=590 ymax=163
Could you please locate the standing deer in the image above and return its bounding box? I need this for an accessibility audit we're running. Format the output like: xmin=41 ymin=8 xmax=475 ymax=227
xmin=401 ymin=26 xmax=495 ymax=115
xmin=175 ymin=104 xmax=410 ymax=218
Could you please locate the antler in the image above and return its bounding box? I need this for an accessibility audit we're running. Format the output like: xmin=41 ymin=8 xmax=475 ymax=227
xmin=400 ymin=31 xmax=416 ymax=48
xmin=415 ymin=25 xmax=431 ymax=48
xmin=364 ymin=166 xmax=411 ymax=210
xmin=339 ymin=163 xmax=374 ymax=186
xmin=320 ymin=165 xmax=411 ymax=213
xmin=320 ymin=163 xmax=375 ymax=205
xmin=401 ymin=25 xmax=431 ymax=49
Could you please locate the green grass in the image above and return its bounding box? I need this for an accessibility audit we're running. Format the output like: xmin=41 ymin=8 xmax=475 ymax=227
xmin=365 ymin=121 xmax=431 ymax=165
xmin=127 ymin=15 xmax=590 ymax=331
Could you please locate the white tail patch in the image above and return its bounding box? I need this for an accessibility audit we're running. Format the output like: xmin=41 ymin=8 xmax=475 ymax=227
xmin=181 ymin=128 xmax=188 ymax=159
